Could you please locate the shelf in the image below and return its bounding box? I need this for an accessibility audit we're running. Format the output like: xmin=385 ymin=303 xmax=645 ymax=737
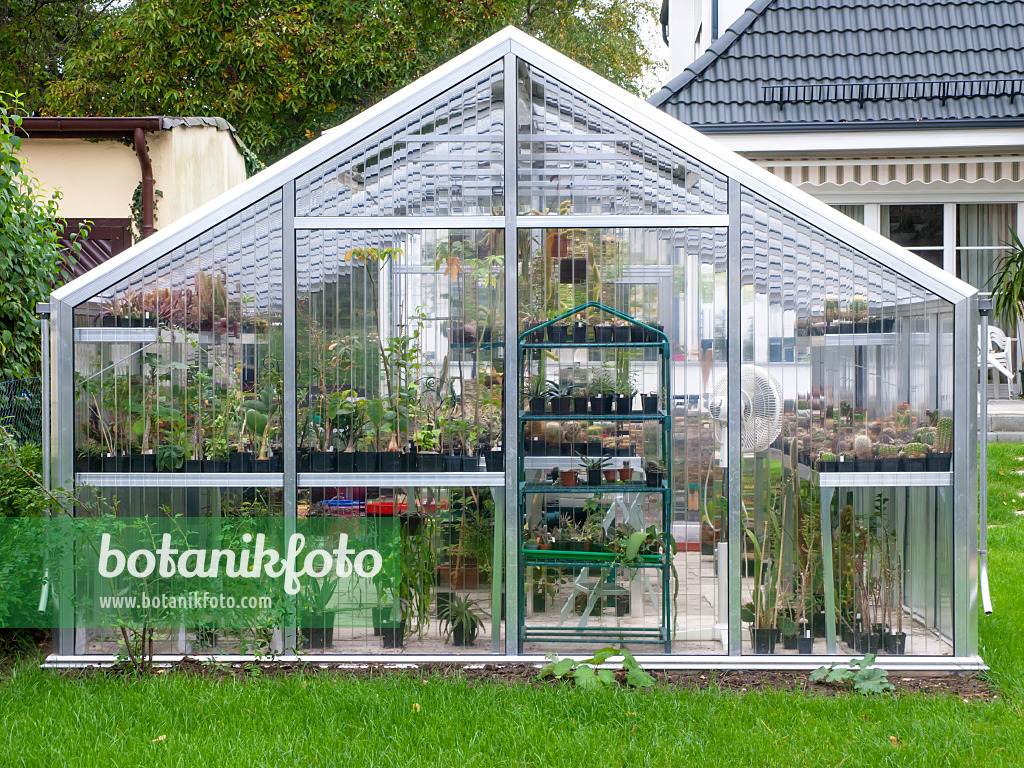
xmin=818 ymin=471 xmax=952 ymax=488
xmin=520 ymin=410 xmax=666 ymax=421
xmin=521 ymin=341 xmax=665 ymax=349
xmin=520 ymin=481 xmax=668 ymax=494
xmin=522 ymin=549 xmax=664 ymax=565
xmin=797 ymin=332 xmax=899 ymax=348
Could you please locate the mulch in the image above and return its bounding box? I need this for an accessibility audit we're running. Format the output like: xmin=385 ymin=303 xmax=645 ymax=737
xmin=52 ymin=657 xmax=999 ymax=701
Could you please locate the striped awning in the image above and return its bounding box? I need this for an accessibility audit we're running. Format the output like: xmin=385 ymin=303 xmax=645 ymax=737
xmin=761 ymin=158 xmax=1024 ymax=187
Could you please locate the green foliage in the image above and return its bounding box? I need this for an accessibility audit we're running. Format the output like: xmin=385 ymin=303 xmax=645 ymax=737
xmin=989 ymin=229 xmax=1024 ymax=333
xmin=45 ymin=1 xmax=661 ymax=165
xmin=810 ymin=654 xmax=894 ymax=695
xmin=0 ymin=93 xmax=83 ymax=379
xmin=537 ymin=646 xmax=655 ymax=690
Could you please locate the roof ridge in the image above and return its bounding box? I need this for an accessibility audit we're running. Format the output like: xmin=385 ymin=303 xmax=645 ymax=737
xmin=648 ymin=0 xmax=777 ymax=107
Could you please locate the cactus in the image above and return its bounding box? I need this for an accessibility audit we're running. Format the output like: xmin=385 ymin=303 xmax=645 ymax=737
xmin=545 ymin=421 xmax=562 ymax=446
xmin=563 ymin=421 xmax=584 ymax=442
xmin=876 ymin=443 xmax=901 ymax=458
xmin=935 ymin=417 xmax=953 ymax=453
xmin=853 ymin=434 xmax=873 ymax=460
xmin=903 ymin=442 xmax=929 ymax=458
xmin=913 ymin=427 xmax=935 ymax=446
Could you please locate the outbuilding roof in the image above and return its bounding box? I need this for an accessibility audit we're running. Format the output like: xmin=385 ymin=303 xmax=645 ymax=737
xmin=649 ymin=0 xmax=1024 ymax=131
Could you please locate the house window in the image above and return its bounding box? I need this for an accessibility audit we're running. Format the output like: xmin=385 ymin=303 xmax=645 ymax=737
xmin=830 ymin=204 xmax=864 ymax=224
xmin=956 ymin=203 xmax=1017 ymax=290
xmin=880 ymin=204 xmax=944 ymax=268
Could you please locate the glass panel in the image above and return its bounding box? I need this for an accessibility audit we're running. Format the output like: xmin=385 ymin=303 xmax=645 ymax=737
xmin=295 ymin=485 xmax=500 ymax=655
xmin=296 ymin=61 xmax=505 ymax=217
xmin=72 ymin=192 xmax=285 ymax=475
xmin=830 ymin=204 xmax=865 ymax=225
xmin=296 ymin=229 xmax=505 ymax=471
xmin=956 ymin=203 xmax=1017 ymax=290
xmin=516 ymin=61 xmax=728 ymax=216
xmin=517 ymin=226 xmax=728 ymax=655
xmin=740 ymin=188 xmax=955 ymax=655
xmin=881 ymin=204 xmax=944 ymax=251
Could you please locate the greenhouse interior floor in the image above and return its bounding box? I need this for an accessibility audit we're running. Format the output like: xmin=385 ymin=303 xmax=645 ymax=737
xmin=76 ymin=550 xmax=952 ymax=659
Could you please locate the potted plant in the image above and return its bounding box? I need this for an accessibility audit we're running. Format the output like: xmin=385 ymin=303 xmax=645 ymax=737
xmin=853 ymin=435 xmax=874 ymax=471
xmin=875 ymin=443 xmax=900 ymax=472
xmin=902 ymin=442 xmax=929 ymax=471
xmin=570 ymin=318 xmax=588 ymax=343
xmin=546 ymin=321 xmax=569 ymax=344
xmin=611 ymin=319 xmax=630 ymax=343
xmin=299 ymin=576 xmax=338 ymax=650
xmin=640 ymin=391 xmax=658 ymax=414
xmin=618 ymin=460 xmax=634 ymax=483
xmin=615 ymin=372 xmax=637 ymax=415
xmin=837 ymin=452 xmax=855 ymax=472
xmin=546 ymin=381 xmax=575 ymax=416
xmin=415 ymin=424 xmax=443 ymax=472
xmin=593 ymin=318 xmax=613 ymax=343
xmin=589 ymin=370 xmax=615 ymax=415
xmin=571 ymin=386 xmax=589 ymax=415
xmin=438 ymin=594 xmax=489 ymax=646
xmin=929 ymin=416 xmax=952 ymax=471
xmin=580 ymin=453 xmax=610 ymax=485
xmin=816 ymin=451 xmax=836 ymax=473
xmin=644 ymin=459 xmax=665 ymax=487
xmin=526 ymin=377 xmax=549 ymax=415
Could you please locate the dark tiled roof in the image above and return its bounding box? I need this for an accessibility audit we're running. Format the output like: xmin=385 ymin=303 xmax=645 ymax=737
xmin=650 ymin=0 xmax=1024 ymax=129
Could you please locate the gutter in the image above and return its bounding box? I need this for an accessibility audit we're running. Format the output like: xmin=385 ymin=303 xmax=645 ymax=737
xmin=18 ymin=117 xmax=166 ymax=240
xmin=681 ymin=117 xmax=1024 ymax=134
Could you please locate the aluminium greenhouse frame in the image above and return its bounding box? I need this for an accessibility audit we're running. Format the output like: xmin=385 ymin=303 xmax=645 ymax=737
xmin=44 ymin=27 xmax=980 ymax=669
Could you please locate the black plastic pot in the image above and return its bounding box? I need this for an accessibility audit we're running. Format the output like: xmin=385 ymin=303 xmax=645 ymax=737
xmin=648 ymin=323 xmax=665 ymax=342
xmin=750 ymin=628 xmax=777 ymax=654
xmin=927 ymin=453 xmax=951 ymax=471
xmin=484 ymin=450 xmax=504 ymax=472
xmin=299 ymin=614 xmax=335 ymax=650
xmin=615 ymin=395 xmax=633 ymax=415
xmin=379 ymin=452 xmax=402 ymax=472
xmin=229 ymin=451 xmax=253 ymax=473
xmin=550 ymin=396 xmax=571 ymax=415
xmin=310 ymin=450 xmax=335 ymax=472
xmin=585 ymin=442 xmax=602 ymax=456
xmin=615 ymin=595 xmax=630 ymax=617
xmin=193 ymin=625 xmax=218 ymax=650
xmin=593 ymin=325 xmax=613 ymax=343
xmin=837 ymin=459 xmax=855 ymax=472
xmin=355 ymin=451 xmax=380 ymax=472
xmin=559 ymin=257 xmax=587 ymax=284
xmin=445 ymin=454 xmax=463 ymax=472
xmin=876 ymin=458 xmax=900 ymax=472
xmin=101 ymin=455 xmax=126 ymax=473
xmin=629 ymin=325 xmax=646 ymax=343
xmin=570 ymin=322 xmax=588 ymax=343
xmin=612 ymin=326 xmax=630 ymax=343
xmin=797 ymin=635 xmax=814 ymax=654
xmin=817 ymin=460 xmax=836 ymax=473
xmin=884 ymin=632 xmax=907 ymax=655
xmin=184 ymin=459 xmax=204 ymax=473
xmin=646 ymin=469 xmax=664 ymax=488
xmin=202 ymin=458 xmax=228 ymax=474
xmin=572 ymin=396 xmax=589 ymax=414
xmin=640 ymin=394 xmax=658 ymax=414
xmin=132 ymin=454 xmax=157 ymax=473
xmin=380 ymin=621 xmax=406 ymax=649
xmin=253 ymin=457 xmax=279 ymax=473
xmin=419 ymin=452 xmax=443 ymax=472
xmin=547 ymin=325 xmax=568 ymax=344
xmin=903 ymin=457 xmax=926 ymax=471
xmin=586 ymin=468 xmax=603 ymax=486
xmin=462 ymin=455 xmax=478 ymax=472
xmin=782 ymin=632 xmax=798 ymax=650
xmin=525 ymin=325 xmax=544 ymax=343
xmin=590 ymin=395 xmax=613 ymax=415
xmin=336 ymin=451 xmax=356 ymax=472
xmin=529 ymin=396 xmax=547 ymax=415
xmin=856 ymin=458 xmax=876 ymax=472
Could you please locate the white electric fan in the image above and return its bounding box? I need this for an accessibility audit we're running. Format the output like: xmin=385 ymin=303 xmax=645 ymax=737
xmin=708 ymin=365 xmax=783 ymax=465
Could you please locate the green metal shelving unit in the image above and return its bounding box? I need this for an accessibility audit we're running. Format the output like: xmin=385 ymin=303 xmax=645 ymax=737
xmin=517 ymin=302 xmax=672 ymax=652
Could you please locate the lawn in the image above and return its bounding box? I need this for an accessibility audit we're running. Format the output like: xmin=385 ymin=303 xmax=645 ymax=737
xmin=1 ymin=445 xmax=1023 ymax=768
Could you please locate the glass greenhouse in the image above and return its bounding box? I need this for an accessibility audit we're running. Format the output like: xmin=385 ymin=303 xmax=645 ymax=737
xmin=45 ymin=29 xmax=980 ymax=667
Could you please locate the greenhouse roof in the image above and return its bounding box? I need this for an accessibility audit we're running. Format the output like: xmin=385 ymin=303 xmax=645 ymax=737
xmin=51 ymin=26 xmax=976 ymax=307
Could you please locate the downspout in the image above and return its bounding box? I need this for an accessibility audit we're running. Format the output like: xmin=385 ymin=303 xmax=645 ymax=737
xmin=133 ymin=126 xmax=155 ymax=239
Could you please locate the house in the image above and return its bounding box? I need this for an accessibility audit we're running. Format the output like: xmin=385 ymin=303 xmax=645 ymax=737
xmin=652 ymin=0 xmax=1024 ymax=293
xmin=16 ymin=116 xmax=247 ymax=277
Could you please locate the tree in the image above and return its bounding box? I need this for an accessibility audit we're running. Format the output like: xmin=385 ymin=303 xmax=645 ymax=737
xmin=0 ymin=0 xmax=114 ymax=115
xmin=0 ymin=93 xmax=82 ymax=380
xmin=45 ymin=0 xmax=660 ymax=165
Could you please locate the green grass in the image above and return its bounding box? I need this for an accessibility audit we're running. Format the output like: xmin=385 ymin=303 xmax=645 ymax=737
xmin=2 ymin=444 xmax=1024 ymax=767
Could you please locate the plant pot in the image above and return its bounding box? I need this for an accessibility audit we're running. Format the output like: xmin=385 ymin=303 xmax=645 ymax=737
xmin=452 ymin=620 xmax=480 ymax=647
xmin=202 ymin=458 xmax=227 ymax=474
xmin=559 ymin=257 xmax=587 ymax=284
xmin=586 ymin=442 xmax=602 ymax=456
xmin=603 ymin=468 xmax=618 ymax=484
xmin=300 ymin=613 xmax=335 ymax=650
xmin=645 ymin=469 xmax=664 ymax=487
xmin=229 ymin=451 xmax=253 ymax=473
xmin=101 ymin=455 xmax=126 ymax=473
xmin=812 ymin=612 xmax=827 ymax=638
xmin=310 ymin=450 xmax=335 ymax=472
xmin=448 ymin=559 xmax=479 ymax=590
xmin=927 ymin=453 xmax=951 ymax=471
xmin=462 ymin=455 xmax=478 ymax=472
xmin=570 ymin=322 xmax=588 ymax=343
xmin=876 ymin=458 xmax=899 ymax=472
xmin=856 ymin=458 xmax=876 ymax=472
xmin=612 ymin=326 xmax=630 ymax=343
xmin=418 ymin=452 xmax=442 ymax=472
xmin=484 ymin=450 xmax=504 ymax=472
xmin=132 ymin=454 xmax=157 ymax=473
xmin=618 ymin=466 xmax=633 ymax=482
xmin=797 ymin=635 xmax=814 ymax=654
xmin=615 ymin=395 xmax=632 ymax=415
xmin=378 ymin=452 xmax=401 ymax=472
xmin=640 ymin=394 xmax=658 ymax=414
xmin=750 ymin=627 xmax=777 ymax=654
xmin=615 ymin=595 xmax=630 ymax=617
xmin=532 ymin=591 xmax=546 ymax=613
xmin=525 ymin=325 xmax=544 ymax=343
xmin=885 ymin=631 xmax=907 ymax=655
xmin=587 ymin=468 xmax=603 ymax=486
xmin=380 ymin=620 xmax=406 ymax=649
xmin=182 ymin=458 xmax=203 ymax=473
xmin=629 ymin=325 xmax=646 ymax=343
xmin=837 ymin=459 xmax=855 ymax=472
xmin=559 ymin=470 xmax=579 ymax=487
xmin=547 ymin=325 xmax=568 ymax=344
xmin=336 ymin=451 xmax=355 ymax=472
xmin=817 ymin=460 xmax=836 ymax=473
xmin=648 ymin=323 xmax=664 ymax=342
xmin=550 ymin=396 xmax=571 ymax=415
xmin=903 ymin=457 xmax=926 ymax=471
xmin=254 ymin=457 xmax=278 ymax=473
xmin=355 ymin=451 xmax=380 ymax=472
xmin=529 ymin=396 xmax=547 ymax=415
xmin=594 ymin=325 xmax=613 ymax=343
xmin=782 ymin=632 xmax=798 ymax=650
xmin=590 ymin=395 xmax=613 ymax=415
xmin=572 ymin=396 xmax=589 ymax=414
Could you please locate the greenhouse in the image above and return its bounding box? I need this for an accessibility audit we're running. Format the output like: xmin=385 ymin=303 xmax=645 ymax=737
xmin=44 ymin=28 xmax=980 ymax=668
